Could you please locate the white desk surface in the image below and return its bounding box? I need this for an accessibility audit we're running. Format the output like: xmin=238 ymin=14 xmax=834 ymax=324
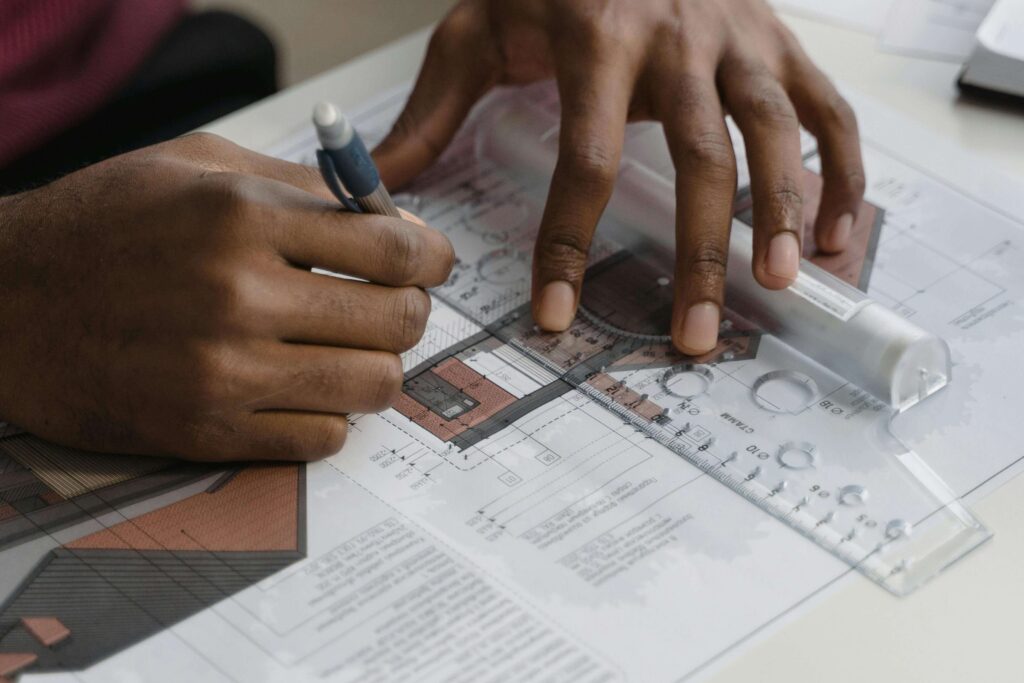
xmin=205 ymin=15 xmax=1024 ymax=683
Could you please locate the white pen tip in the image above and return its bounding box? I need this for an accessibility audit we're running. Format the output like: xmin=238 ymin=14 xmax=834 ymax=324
xmin=313 ymin=101 xmax=337 ymax=127
xmin=313 ymin=101 xmax=354 ymax=147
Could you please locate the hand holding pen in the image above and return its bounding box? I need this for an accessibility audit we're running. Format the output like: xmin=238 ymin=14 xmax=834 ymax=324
xmin=0 ymin=129 xmax=452 ymax=462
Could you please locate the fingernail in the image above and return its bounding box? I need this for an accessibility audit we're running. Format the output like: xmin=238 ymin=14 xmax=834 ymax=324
xmin=398 ymin=208 xmax=426 ymax=227
xmin=536 ymin=280 xmax=576 ymax=331
xmin=832 ymin=213 xmax=853 ymax=249
xmin=766 ymin=231 xmax=800 ymax=281
xmin=680 ymin=302 xmax=720 ymax=353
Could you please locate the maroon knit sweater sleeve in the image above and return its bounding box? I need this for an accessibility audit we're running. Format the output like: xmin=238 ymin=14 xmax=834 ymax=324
xmin=0 ymin=0 xmax=186 ymax=167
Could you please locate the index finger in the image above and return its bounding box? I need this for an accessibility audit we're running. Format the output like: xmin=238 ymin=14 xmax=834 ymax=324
xmin=372 ymin=2 xmax=499 ymax=188
xmin=196 ymin=172 xmax=454 ymax=288
xmin=279 ymin=196 xmax=455 ymax=288
xmin=532 ymin=49 xmax=637 ymax=331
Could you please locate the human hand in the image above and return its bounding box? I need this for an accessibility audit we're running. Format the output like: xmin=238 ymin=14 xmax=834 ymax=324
xmin=0 ymin=134 xmax=454 ymax=461
xmin=374 ymin=0 xmax=864 ymax=354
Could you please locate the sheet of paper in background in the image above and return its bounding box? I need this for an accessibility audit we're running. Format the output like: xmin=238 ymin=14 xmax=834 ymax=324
xmin=769 ymin=0 xmax=895 ymax=34
xmin=961 ymin=0 xmax=1024 ymax=97
xmin=880 ymin=0 xmax=995 ymax=60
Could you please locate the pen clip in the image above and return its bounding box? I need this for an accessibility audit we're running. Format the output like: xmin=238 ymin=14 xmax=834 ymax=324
xmin=316 ymin=149 xmax=362 ymax=213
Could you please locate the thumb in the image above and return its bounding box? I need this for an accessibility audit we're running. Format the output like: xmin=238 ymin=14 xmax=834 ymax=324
xmin=373 ymin=3 xmax=500 ymax=189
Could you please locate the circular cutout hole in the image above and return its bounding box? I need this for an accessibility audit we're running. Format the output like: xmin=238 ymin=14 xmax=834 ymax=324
xmin=477 ymin=248 xmax=527 ymax=285
xmin=777 ymin=441 xmax=818 ymax=470
xmin=885 ymin=519 xmax=913 ymax=540
xmin=464 ymin=201 xmax=529 ymax=244
xmin=752 ymin=370 xmax=819 ymax=414
xmin=838 ymin=484 xmax=869 ymax=507
xmin=660 ymin=365 xmax=713 ymax=399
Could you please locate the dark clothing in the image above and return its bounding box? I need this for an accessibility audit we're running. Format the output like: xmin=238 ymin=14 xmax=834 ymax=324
xmin=0 ymin=9 xmax=278 ymax=194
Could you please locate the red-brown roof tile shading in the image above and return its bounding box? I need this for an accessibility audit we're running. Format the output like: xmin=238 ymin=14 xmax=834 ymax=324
xmin=20 ymin=617 xmax=70 ymax=647
xmin=396 ymin=358 xmax=517 ymax=441
xmin=39 ymin=490 xmax=64 ymax=505
xmin=0 ymin=463 xmax=305 ymax=675
xmin=0 ymin=503 xmax=16 ymax=523
xmin=0 ymin=652 xmax=37 ymax=677
xmin=65 ymin=464 xmax=298 ymax=552
xmin=585 ymin=373 xmax=665 ymax=422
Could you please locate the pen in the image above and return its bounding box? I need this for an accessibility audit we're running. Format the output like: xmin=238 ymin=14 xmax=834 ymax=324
xmin=312 ymin=101 xmax=401 ymax=218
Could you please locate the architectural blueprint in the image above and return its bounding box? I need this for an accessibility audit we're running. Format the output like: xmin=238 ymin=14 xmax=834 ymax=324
xmin=2 ymin=81 xmax=1024 ymax=681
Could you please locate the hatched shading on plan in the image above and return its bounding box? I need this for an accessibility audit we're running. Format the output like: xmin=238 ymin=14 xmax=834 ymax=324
xmin=0 ymin=450 xmax=306 ymax=677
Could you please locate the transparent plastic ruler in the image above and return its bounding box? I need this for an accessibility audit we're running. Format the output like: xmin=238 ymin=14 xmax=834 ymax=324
xmin=392 ymin=85 xmax=990 ymax=595
xmin=427 ymin=278 xmax=988 ymax=596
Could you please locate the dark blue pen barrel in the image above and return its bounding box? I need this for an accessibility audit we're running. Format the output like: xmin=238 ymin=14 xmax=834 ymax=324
xmin=326 ymin=136 xmax=379 ymax=198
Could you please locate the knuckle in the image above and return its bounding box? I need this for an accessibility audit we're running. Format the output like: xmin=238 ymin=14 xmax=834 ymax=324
xmin=774 ymin=22 xmax=802 ymax=53
xmin=772 ymin=178 xmax=804 ymax=204
xmin=184 ymin=343 xmax=235 ymax=409
xmin=388 ymin=287 xmax=431 ymax=351
xmin=763 ymin=178 xmax=805 ymax=228
xmin=560 ymin=143 xmax=618 ymax=193
xmin=428 ymin=0 xmax=491 ymax=65
xmin=747 ymin=83 xmax=798 ymax=127
xmin=536 ymin=230 xmax=590 ymax=281
xmin=686 ymin=240 xmax=729 ymax=284
xmin=553 ymin=1 xmax=617 ymax=49
xmin=382 ymin=108 xmax=420 ymax=152
xmin=821 ymin=93 xmax=858 ymax=133
xmin=769 ymin=179 xmax=805 ymax=216
xmin=193 ymin=171 xmax=256 ymax=230
xmin=370 ymin=354 xmax=405 ymax=411
xmin=429 ymin=18 xmax=457 ymax=51
xmin=204 ymin=267 xmax=259 ymax=333
xmin=679 ymin=131 xmax=737 ymax=183
xmin=175 ymin=131 xmax=231 ymax=157
xmin=843 ymin=168 xmax=867 ymax=199
xmin=576 ymin=20 xmax=617 ymax=51
xmin=374 ymin=224 xmax=420 ymax=284
xmin=432 ymin=2 xmax=478 ymax=49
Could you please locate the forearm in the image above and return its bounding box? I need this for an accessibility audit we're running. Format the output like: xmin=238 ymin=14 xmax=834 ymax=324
xmin=0 ymin=191 xmax=26 ymax=426
xmin=0 ymin=188 xmax=61 ymax=431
